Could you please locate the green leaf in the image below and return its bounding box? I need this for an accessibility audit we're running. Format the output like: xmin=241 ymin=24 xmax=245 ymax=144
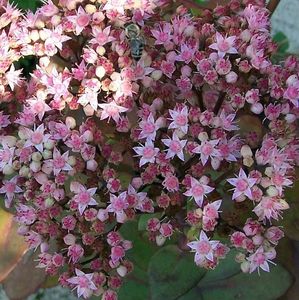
xmin=148 ymin=245 xmax=206 ymax=300
xmin=273 ymin=32 xmax=289 ymax=54
xmin=280 ymin=171 xmax=299 ymax=240
xmin=118 ymin=266 xmax=150 ymax=300
xmin=120 ymin=221 xmax=159 ymax=271
xmin=11 ymin=0 xmax=41 ymax=11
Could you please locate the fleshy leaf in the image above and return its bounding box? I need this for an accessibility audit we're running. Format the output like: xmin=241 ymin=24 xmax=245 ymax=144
xmin=0 ymin=208 xmax=27 ymax=282
xmin=148 ymin=245 xmax=206 ymax=300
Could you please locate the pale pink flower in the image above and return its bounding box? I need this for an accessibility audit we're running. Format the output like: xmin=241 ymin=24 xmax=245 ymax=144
xmin=138 ymin=113 xmax=160 ymax=141
xmin=162 ymin=132 xmax=187 ymax=161
xmin=67 ymin=269 xmax=97 ymax=299
xmin=15 ymin=204 xmax=36 ymax=225
xmin=78 ymin=91 xmax=99 ymax=111
xmin=168 ymin=106 xmax=189 ymax=134
xmin=209 ymin=32 xmax=238 ymax=58
xmin=24 ymin=124 xmax=50 ymax=152
xmin=72 ymin=183 xmax=98 ymax=215
xmin=68 ymin=7 xmax=90 ymax=35
xmin=193 ymin=139 xmax=220 ymax=166
xmin=98 ymin=100 xmax=128 ymax=123
xmin=184 ymin=177 xmax=214 ymax=207
xmin=227 ymin=169 xmax=257 ymax=200
xmin=107 ymin=192 xmax=129 ymax=223
xmin=203 ymin=200 xmax=222 ymax=219
xmin=103 ymin=0 xmax=126 ymax=15
xmin=27 ymin=96 xmax=51 ymax=121
xmin=90 ymin=26 xmax=115 ymax=46
xmin=0 ymin=176 xmax=22 ymax=208
xmin=48 ymin=147 xmax=73 ymax=176
xmin=247 ymin=246 xmax=276 ymax=274
xmin=5 ymin=64 xmax=23 ymax=90
xmin=253 ymin=196 xmax=289 ymax=221
xmin=133 ymin=140 xmax=159 ymax=167
xmin=151 ymin=23 xmax=173 ymax=45
xmin=0 ymin=142 xmax=15 ymax=171
xmin=187 ymin=231 xmax=219 ymax=265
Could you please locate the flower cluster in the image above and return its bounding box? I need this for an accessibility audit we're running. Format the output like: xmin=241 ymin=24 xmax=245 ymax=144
xmin=0 ymin=0 xmax=298 ymax=299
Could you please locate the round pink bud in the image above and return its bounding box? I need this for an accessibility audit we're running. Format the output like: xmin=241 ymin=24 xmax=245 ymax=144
xmin=131 ymin=177 xmax=143 ymax=189
xmin=97 ymin=209 xmax=109 ymax=222
xmin=250 ymin=103 xmax=263 ymax=114
xmin=40 ymin=242 xmax=49 ymax=253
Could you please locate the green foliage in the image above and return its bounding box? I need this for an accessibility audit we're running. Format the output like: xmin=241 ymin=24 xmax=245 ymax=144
xmin=11 ymin=0 xmax=41 ymax=12
xmin=118 ymin=221 xmax=292 ymax=300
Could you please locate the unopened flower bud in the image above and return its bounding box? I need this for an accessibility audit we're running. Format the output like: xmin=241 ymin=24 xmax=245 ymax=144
xmin=252 ymin=234 xmax=264 ymax=246
xmin=45 ymin=197 xmax=54 ymax=208
xmin=40 ymin=242 xmax=49 ymax=253
xmin=117 ymin=266 xmax=127 ymax=277
xmin=240 ymin=261 xmax=250 ymax=273
xmin=243 ymin=156 xmax=254 ymax=167
xmin=198 ymin=132 xmax=208 ymax=142
xmin=225 ymin=71 xmax=238 ymax=83
xmin=156 ymin=234 xmax=166 ymax=246
xmin=250 ymin=103 xmax=263 ymax=114
xmin=267 ymin=186 xmax=279 ymax=197
xmin=32 ymin=152 xmax=42 ymax=162
xmin=67 ymin=156 xmax=77 ymax=166
xmin=151 ymin=70 xmax=163 ymax=81
xmin=3 ymin=165 xmax=14 ymax=175
xmin=83 ymin=104 xmax=95 ymax=116
xmin=64 ymin=234 xmax=76 ymax=245
xmin=65 ymin=116 xmax=76 ymax=129
xmin=19 ymin=166 xmax=30 ymax=177
xmin=240 ymin=145 xmax=253 ymax=157
xmin=42 ymin=150 xmax=52 ymax=159
xmin=44 ymin=139 xmax=55 ymax=150
xmin=87 ymin=159 xmax=98 ymax=171
xmin=96 ymin=66 xmax=106 ymax=79
xmin=235 ymin=253 xmax=246 ymax=263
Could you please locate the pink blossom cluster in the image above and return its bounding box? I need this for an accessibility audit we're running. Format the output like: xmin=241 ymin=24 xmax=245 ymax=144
xmin=0 ymin=0 xmax=298 ymax=298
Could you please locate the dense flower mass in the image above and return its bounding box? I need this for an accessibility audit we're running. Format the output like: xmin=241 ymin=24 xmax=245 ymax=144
xmin=0 ymin=0 xmax=298 ymax=298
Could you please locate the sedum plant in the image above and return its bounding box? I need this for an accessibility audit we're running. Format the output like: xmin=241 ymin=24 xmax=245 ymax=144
xmin=0 ymin=0 xmax=298 ymax=299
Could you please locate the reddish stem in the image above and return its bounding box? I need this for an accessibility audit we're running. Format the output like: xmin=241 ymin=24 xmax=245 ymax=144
xmin=267 ymin=0 xmax=281 ymax=16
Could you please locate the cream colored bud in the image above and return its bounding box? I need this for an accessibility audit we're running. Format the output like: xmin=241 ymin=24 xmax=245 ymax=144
xmin=39 ymin=57 xmax=50 ymax=68
xmin=252 ymin=234 xmax=264 ymax=246
xmin=30 ymin=161 xmax=41 ymax=172
xmin=65 ymin=116 xmax=76 ymax=129
xmin=241 ymin=145 xmax=253 ymax=157
xmin=42 ymin=150 xmax=52 ymax=160
xmin=45 ymin=197 xmax=54 ymax=208
xmin=51 ymin=15 xmax=61 ymax=27
xmin=2 ymin=165 xmax=14 ymax=175
xmin=194 ymin=208 xmax=203 ymax=218
xmin=198 ymin=132 xmax=208 ymax=142
xmin=30 ymin=30 xmax=40 ymax=42
xmin=264 ymin=167 xmax=273 ymax=177
xmin=156 ymin=235 xmax=166 ymax=246
xmin=85 ymin=4 xmax=97 ymax=14
xmin=44 ymin=139 xmax=55 ymax=150
xmin=19 ymin=166 xmax=30 ymax=177
xmin=116 ymin=266 xmax=128 ymax=277
xmin=243 ymin=156 xmax=254 ymax=167
xmin=267 ymin=186 xmax=279 ymax=197
xmin=2 ymin=136 xmax=17 ymax=147
xmin=96 ymin=66 xmax=106 ymax=79
xmin=96 ymin=46 xmax=106 ymax=56
xmin=67 ymin=156 xmax=77 ymax=167
xmin=151 ymin=70 xmax=163 ymax=81
xmin=240 ymin=261 xmax=250 ymax=273
xmin=32 ymin=152 xmax=42 ymax=162
xmin=35 ymin=19 xmax=45 ymax=29
xmin=279 ymin=199 xmax=290 ymax=210
xmin=235 ymin=253 xmax=246 ymax=263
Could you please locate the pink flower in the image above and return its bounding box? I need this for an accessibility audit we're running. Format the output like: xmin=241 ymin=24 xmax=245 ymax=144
xmin=67 ymin=244 xmax=84 ymax=263
xmin=24 ymin=124 xmax=50 ymax=152
xmin=72 ymin=183 xmax=98 ymax=215
xmin=98 ymin=100 xmax=128 ymax=123
xmin=162 ymin=132 xmax=187 ymax=161
xmin=160 ymin=60 xmax=176 ymax=78
xmin=91 ymin=26 xmax=115 ymax=46
xmin=68 ymin=7 xmax=90 ymax=35
xmin=0 ymin=176 xmax=22 ymax=208
xmin=184 ymin=177 xmax=214 ymax=207
xmin=27 ymin=96 xmax=51 ymax=121
xmin=209 ymin=32 xmax=238 ymax=58
xmin=107 ymin=192 xmax=129 ymax=223
xmin=163 ymin=174 xmax=179 ymax=192
xmin=227 ymin=169 xmax=257 ymax=200
xmin=5 ymin=64 xmax=23 ymax=90
xmin=168 ymin=105 xmax=189 ymax=134
xmin=193 ymin=139 xmax=220 ymax=167
xmin=48 ymin=147 xmax=73 ymax=176
xmin=247 ymin=246 xmax=275 ymax=274
xmin=0 ymin=142 xmax=15 ymax=171
xmin=0 ymin=111 xmax=10 ymax=128
xmin=138 ymin=113 xmax=160 ymax=141
xmin=187 ymin=231 xmax=219 ymax=265
xmin=67 ymin=268 xmax=97 ymax=299
xmin=151 ymin=23 xmax=173 ymax=45
xmin=103 ymin=0 xmax=126 ymax=15
xmin=15 ymin=204 xmax=36 ymax=225
xmin=133 ymin=140 xmax=159 ymax=167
